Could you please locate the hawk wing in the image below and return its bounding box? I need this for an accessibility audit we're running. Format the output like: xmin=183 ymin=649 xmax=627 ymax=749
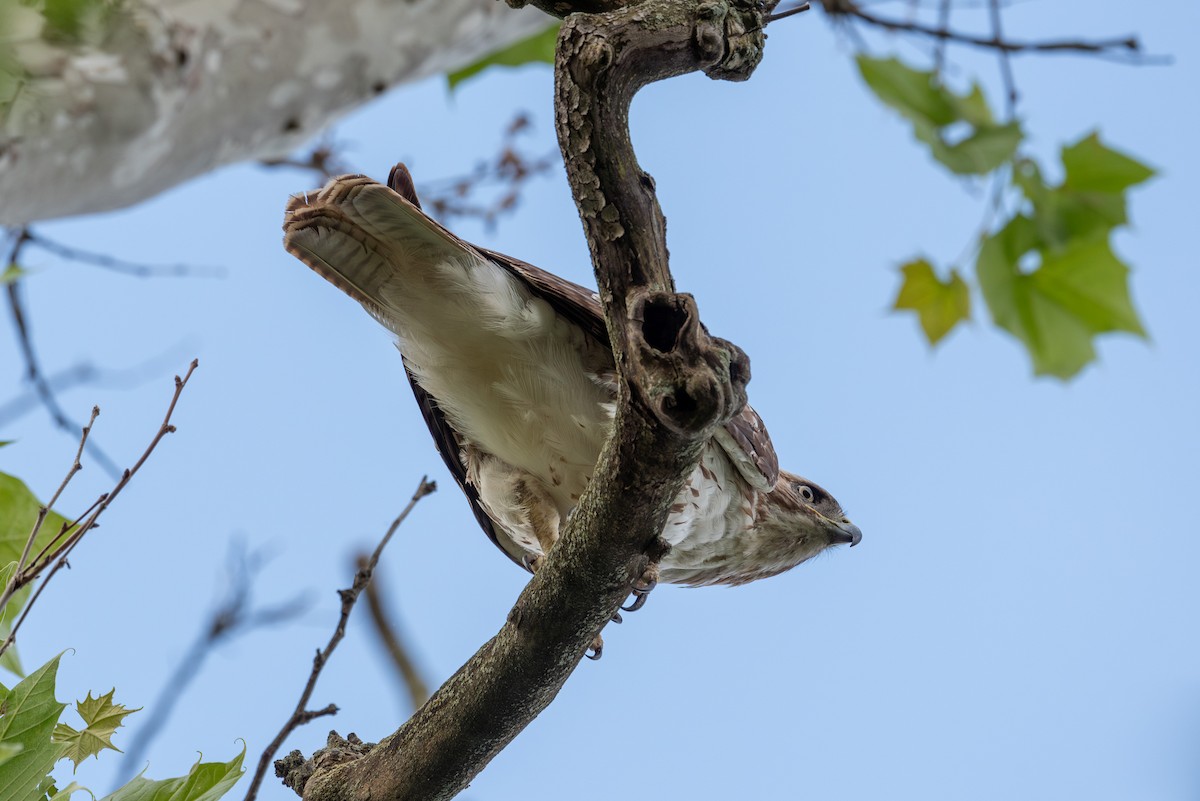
xmin=284 ymin=167 xmax=781 ymax=566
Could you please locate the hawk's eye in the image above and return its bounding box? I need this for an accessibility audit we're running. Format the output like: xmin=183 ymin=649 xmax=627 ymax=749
xmin=797 ymin=484 xmax=816 ymax=503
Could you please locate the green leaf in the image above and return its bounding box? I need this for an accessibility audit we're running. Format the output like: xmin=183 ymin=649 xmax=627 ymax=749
xmin=447 ymin=24 xmax=559 ymax=90
xmin=893 ymin=259 xmax=971 ymax=344
xmin=977 ymin=217 xmax=1145 ymax=378
xmin=0 ymin=654 xmax=69 ymax=801
xmin=52 ymin=689 xmax=139 ymax=771
xmin=1013 ymin=158 xmax=1126 ymax=248
xmin=922 ymin=122 xmax=1023 ymax=176
xmin=1 ymin=472 xmax=74 ymax=677
xmin=1 ymin=265 xmax=25 ymax=286
xmin=1062 ymin=132 xmax=1156 ymax=193
xmin=856 ymin=55 xmax=960 ymax=127
xmin=99 ymin=748 xmax=244 ymax=801
xmin=856 ymin=55 xmax=1021 ymax=175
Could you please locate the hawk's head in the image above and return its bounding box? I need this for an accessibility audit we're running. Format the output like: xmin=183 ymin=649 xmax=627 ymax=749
xmin=775 ymin=470 xmax=862 ymax=548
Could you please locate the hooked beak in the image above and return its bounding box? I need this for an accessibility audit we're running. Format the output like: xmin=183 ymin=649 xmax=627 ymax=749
xmin=830 ymin=519 xmax=862 ymax=547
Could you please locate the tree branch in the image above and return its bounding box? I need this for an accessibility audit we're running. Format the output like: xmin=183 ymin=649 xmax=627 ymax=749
xmin=246 ymin=477 xmax=438 ymax=801
xmin=4 ymin=228 xmax=122 ymax=479
xmin=820 ymin=0 xmax=1147 ymax=59
xmin=293 ymin=2 xmax=767 ymax=799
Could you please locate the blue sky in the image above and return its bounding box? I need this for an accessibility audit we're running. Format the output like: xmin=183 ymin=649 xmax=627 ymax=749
xmin=3 ymin=1 xmax=1198 ymax=799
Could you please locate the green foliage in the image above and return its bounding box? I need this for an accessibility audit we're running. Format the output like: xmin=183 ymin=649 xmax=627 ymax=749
xmin=99 ymin=749 xmax=244 ymax=801
xmin=0 ymin=654 xmax=68 ymax=801
xmin=0 ymin=472 xmax=74 ymax=677
xmin=53 ymin=689 xmax=140 ymax=771
xmin=447 ymin=24 xmax=559 ymax=90
xmin=0 ymin=653 xmax=241 ymax=801
xmin=892 ymin=259 xmax=970 ymax=345
xmin=858 ymin=56 xmax=1153 ymax=378
xmin=857 ymin=55 xmax=1022 ymax=175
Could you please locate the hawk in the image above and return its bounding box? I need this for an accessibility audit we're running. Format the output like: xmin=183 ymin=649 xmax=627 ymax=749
xmin=284 ymin=163 xmax=860 ymax=594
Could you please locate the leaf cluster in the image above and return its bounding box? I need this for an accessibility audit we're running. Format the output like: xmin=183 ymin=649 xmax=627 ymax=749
xmin=0 ymin=654 xmax=243 ymax=800
xmin=861 ymin=55 xmax=1154 ymax=378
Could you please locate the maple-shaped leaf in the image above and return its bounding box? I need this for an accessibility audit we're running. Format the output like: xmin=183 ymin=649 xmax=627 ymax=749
xmin=856 ymin=56 xmax=1023 ymax=176
xmin=977 ymin=216 xmax=1146 ymax=378
xmin=893 ymin=259 xmax=971 ymax=345
xmin=52 ymin=689 xmax=139 ymax=770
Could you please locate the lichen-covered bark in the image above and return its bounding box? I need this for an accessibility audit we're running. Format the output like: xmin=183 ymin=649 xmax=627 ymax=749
xmin=294 ymin=2 xmax=776 ymax=801
xmin=0 ymin=0 xmax=546 ymax=225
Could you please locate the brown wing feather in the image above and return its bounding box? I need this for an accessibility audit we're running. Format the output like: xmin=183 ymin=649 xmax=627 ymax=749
xmin=479 ymin=248 xmax=780 ymax=488
xmin=286 ymin=165 xmax=781 ymax=561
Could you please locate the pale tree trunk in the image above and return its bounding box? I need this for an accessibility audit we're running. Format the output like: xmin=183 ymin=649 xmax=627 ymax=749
xmin=0 ymin=0 xmax=546 ymax=225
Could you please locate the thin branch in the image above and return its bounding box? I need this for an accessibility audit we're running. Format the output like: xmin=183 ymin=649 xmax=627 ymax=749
xmin=988 ymin=0 xmax=1018 ymax=116
xmin=242 ymin=477 xmax=437 ymax=801
xmin=118 ymin=541 xmax=310 ymax=784
xmin=0 ymin=406 xmax=96 ymax=618
xmin=260 ymin=140 xmax=349 ymax=182
xmin=0 ymin=360 xmax=200 ymax=659
xmin=932 ymin=0 xmax=951 ymax=74
xmin=357 ymin=552 xmax=431 ymax=712
xmin=22 ymin=229 xmax=225 ymax=279
xmin=0 ymin=344 xmax=197 ymax=427
xmin=823 ymin=0 xmax=1151 ymax=59
xmin=4 ymin=228 xmax=122 ymax=479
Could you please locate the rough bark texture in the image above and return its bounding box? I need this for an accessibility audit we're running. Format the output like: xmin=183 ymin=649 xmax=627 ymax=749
xmin=0 ymin=0 xmax=546 ymax=225
xmin=295 ymin=2 xmax=775 ymax=800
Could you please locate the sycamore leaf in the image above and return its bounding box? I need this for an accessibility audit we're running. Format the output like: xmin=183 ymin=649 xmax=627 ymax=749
xmin=0 ymin=441 xmax=13 ymax=448
xmin=856 ymin=55 xmax=1022 ymax=175
xmin=977 ymin=217 xmax=1146 ymax=378
xmin=0 ymin=654 xmax=68 ymax=801
xmin=893 ymin=259 xmax=971 ymax=345
xmin=99 ymin=748 xmax=244 ymax=801
xmin=1062 ymin=132 xmax=1156 ymax=193
xmin=52 ymin=689 xmax=140 ymax=771
xmin=447 ymin=24 xmax=559 ymax=90
xmin=921 ymin=122 xmax=1023 ymax=176
xmin=0 ymin=473 xmax=74 ymax=675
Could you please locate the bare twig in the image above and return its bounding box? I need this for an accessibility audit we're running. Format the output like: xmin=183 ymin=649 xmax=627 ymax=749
xmin=0 ymin=360 xmax=200 ymax=659
xmin=4 ymin=228 xmax=122 ymax=479
xmin=0 ymin=406 xmax=97 ymax=619
xmin=418 ymin=113 xmax=559 ymax=229
xmin=357 ymin=552 xmax=431 ymax=712
xmin=261 ymin=140 xmax=349 ymax=182
xmin=22 ymin=229 xmax=225 ymax=279
xmin=822 ymin=0 xmax=1151 ymax=60
xmin=243 ymin=477 xmax=437 ymax=801
xmin=0 ymin=344 xmax=197 ymax=427
xmin=988 ymin=0 xmax=1018 ymax=115
xmin=932 ymin=0 xmax=951 ymax=74
xmin=118 ymin=541 xmax=310 ymax=784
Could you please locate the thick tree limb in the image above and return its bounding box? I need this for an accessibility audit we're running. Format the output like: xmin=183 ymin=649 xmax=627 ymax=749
xmin=294 ymin=2 xmax=769 ymax=800
xmin=0 ymin=0 xmax=547 ymax=225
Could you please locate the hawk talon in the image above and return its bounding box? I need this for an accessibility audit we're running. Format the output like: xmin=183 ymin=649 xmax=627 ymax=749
xmin=610 ymin=610 xmax=623 ymax=624
xmin=621 ymin=567 xmax=659 ymax=612
xmin=586 ymin=635 xmax=604 ymax=660
xmin=521 ymin=553 xmax=543 ymax=574
xmin=621 ymin=592 xmax=649 ymax=613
